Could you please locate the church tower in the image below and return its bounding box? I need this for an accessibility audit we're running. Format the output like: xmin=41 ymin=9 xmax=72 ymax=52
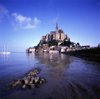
xmin=56 ymin=22 xmax=59 ymax=32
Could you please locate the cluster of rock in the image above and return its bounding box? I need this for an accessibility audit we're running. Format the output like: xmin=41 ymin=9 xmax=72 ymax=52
xmin=10 ymin=69 xmax=45 ymax=90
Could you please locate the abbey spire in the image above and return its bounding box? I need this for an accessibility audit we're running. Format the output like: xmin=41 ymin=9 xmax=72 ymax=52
xmin=56 ymin=22 xmax=59 ymax=32
xmin=39 ymin=23 xmax=70 ymax=46
xmin=56 ymin=22 xmax=58 ymax=28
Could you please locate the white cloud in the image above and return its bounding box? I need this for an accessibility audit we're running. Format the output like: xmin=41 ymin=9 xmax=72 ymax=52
xmin=34 ymin=17 xmax=41 ymax=25
xmin=0 ymin=4 xmax=41 ymax=30
xmin=12 ymin=13 xmax=26 ymax=22
xmin=12 ymin=13 xmax=41 ymax=30
xmin=0 ymin=4 xmax=9 ymax=22
xmin=23 ymin=23 xmax=37 ymax=29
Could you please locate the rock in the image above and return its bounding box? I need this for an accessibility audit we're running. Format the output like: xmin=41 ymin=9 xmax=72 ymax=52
xmin=31 ymin=84 xmax=35 ymax=89
xmin=38 ymin=80 xmax=42 ymax=85
xmin=32 ymin=73 xmax=37 ymax=76
xmin=34 ymin=77 xmax=39 ymax=84
xmin=37 ymin=77 xmax=39 ymax=80
xmin=28 ymin=84 xmax=35 ymax=89
xmin=15 ymin=80 xmax=21 ymax=85
xmin=26 ymin=69 xmax=40 ymax=77
xmin=41 ymin=78 xmax=45 ymax=83
xmin=28 ymin=71 xmax=36 ymax=76
xmin=21 ymin=84 xmax=26 ymax=90
xmin=39 ymin=77 xmax=42 ymax=79
xmin=31 ymin=69 xmax=40 ymax=74
xmin=24 ymin=79 xmax=29 ymax=85
xmin=29 ymin=72 xmax=33 ymax=75
xmin=27 ymin=76 xmax=31 ymax=79
xmin=21 ymin=77 xmax=29 ymax=85
xmin=31 ymin=77 xmax=34 ymax=82
xmin=29 ymin=81 xmax=33 ymax=84
xmin=10 ymin=83 xmax=16 ymax=88
xmin=33 ymin=77 xmax=39 ymax=84
xmin=26 ymin=73 xmax=30 ymax=77
xmin=10 ymin=68 xmax=46 ymax=90
xmin=35 ymin=70 xmax=39 ymax=74
xmin=10 ymin=80 xmax=20 ymax=88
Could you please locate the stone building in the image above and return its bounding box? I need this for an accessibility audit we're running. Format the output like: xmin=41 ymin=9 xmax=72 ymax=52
xmin=39 ymin=23 xmax=69 ymax=46
xmin=26 ymin=47 xmax=35 ymax=53
xmin=98 ymin=43 xmax=100 ymax=48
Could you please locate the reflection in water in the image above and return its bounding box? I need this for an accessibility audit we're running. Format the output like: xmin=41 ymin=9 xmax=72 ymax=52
xmin=0 ymin=52 xmax=100 ymax=99
xmin=26 ymin=53 xmax=35 ymax=59
xmin=0 ymin=54 xmax=10 ymax=64
xmin=29 ymin=52 xmax=100 ymax=99
xmin=35 ymin=53 xmax=71 ymax=68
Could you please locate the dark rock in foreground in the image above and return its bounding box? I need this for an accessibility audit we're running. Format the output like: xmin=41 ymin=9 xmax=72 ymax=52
xmin=10 ymin=69 xmax=46 ymax=90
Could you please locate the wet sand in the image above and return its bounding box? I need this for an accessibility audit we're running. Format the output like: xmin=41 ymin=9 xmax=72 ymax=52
xmin=0 ymin=53 xmax=100 ymax=99
xmin=61 ymin=47 xmax=100 ymax=63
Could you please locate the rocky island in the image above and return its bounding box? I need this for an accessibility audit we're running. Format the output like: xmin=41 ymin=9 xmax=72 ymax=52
xmin=26 ymin=23 xmax=90 ymax=54
xmin=26 ymin=23 xmax=100 ymax=63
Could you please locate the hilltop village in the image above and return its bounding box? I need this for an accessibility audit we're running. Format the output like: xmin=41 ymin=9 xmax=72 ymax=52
xmin=26 ymin=23 xmax=90 ymax=53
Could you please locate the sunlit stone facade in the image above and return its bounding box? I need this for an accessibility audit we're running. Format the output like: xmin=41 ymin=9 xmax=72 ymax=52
xmin=39 ymin=23 xmax=69 ymax=46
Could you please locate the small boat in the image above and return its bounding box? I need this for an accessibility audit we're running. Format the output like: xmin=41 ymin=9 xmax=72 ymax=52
xmin=0 ymin=45 xmax=10 ymax=54
xmin=0 ymin=52 xmax=10 ymax=54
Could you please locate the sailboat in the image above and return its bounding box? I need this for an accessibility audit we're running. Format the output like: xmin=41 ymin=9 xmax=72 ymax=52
xmin=0 ymin=45 xmax=10 ymax=54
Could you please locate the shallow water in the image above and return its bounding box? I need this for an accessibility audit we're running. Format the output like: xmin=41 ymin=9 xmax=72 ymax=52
xmin=0 ymin=52 xmax=100 ymax=99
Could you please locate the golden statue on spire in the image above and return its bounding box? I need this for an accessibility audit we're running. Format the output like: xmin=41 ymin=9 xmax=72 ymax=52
xmin=56 ymin=22 xmax=58 ymax=28
xmin=56 ymin=22 xmax=59 ymax=32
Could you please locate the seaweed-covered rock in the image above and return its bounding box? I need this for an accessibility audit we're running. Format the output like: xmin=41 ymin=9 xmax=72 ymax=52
xmin=31 ymin=77 xmax=35 ymax=82
xmin=26 ymin=73 xmax=30 ymax=77
xmin=34 ymin=77 xmax=39 ymax=84
xmin=10 ymin=68 xmax=45 ymax=90
xmin=38 ymin=80 xmax=42 ymax=85
xmin=21 ymin=84 xmax=26 ymax=90
xmin=21 ymin=77 xmax=29 ymax=85
xmin=41 ymin=78 xmax=45 ymax=84
xmin=26 ymin=69 xmax=40 ymax=76
xmin=29 ymin=81 xmax=33 ymax=84
xmin=28 ymin=84 xmax=35 ymax=89
xmin=10 ymin=80 xmax=21 ymax=88
xmin=27 ymin=76 xmax=31 ymax=79
xmin=10 ymin=83 xmax=16 ymax=88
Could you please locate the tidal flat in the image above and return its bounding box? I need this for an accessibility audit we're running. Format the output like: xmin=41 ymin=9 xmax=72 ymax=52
xmin=62 ymin=47 xmax=100 ymax=63
xmin=0 ymin=52 xmax=100 ymax=99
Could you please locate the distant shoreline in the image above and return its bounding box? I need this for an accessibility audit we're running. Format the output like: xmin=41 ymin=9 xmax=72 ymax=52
xmin=61 ymin=47 xmax=100 ymax=63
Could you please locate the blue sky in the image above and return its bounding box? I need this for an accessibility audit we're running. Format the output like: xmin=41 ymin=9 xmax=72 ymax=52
xmin=0 ymin=0 xmax=99 ymax=52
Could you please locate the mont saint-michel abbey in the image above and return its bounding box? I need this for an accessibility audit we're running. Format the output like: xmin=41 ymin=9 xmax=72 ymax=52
xmin=26 ymin=23 xmax=90 ymax=53
xmin=39 ymin=23 xmax=69 ymax=46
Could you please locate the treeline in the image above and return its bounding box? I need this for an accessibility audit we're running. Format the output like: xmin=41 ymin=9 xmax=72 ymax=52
xmin=43 ymin=39 xmax=72 ymax=47
xmin=43 ymin=40 xmax=58 ymax=46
